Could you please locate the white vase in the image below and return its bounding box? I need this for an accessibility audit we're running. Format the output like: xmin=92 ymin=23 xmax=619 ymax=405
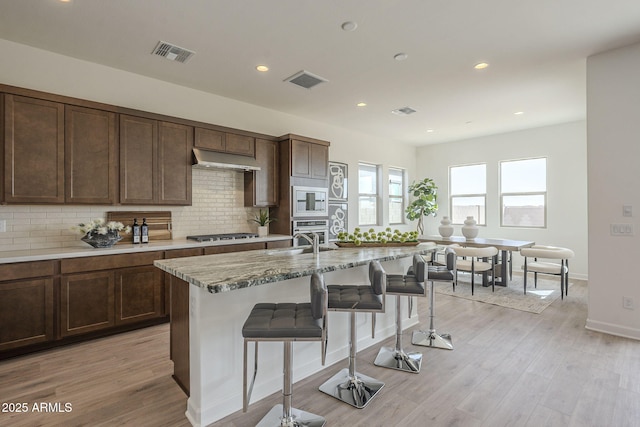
xmin=438 ymin=216 xmax=454 ymax=238
xmin=461 ymin=216 xmax=479 ymax=240
xmin=257 ymin=225 xmax=268 ymax=237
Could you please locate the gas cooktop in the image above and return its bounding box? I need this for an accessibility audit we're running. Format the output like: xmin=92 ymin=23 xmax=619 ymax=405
xmin=186 ymin=232 xmax=259 ymax=242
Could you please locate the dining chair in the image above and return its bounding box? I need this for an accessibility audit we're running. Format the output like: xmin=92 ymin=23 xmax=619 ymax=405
xmin=520 ymin=245 xmax=574 ymax=299
xmin=450 ymin=245 xmax=498 ymax=295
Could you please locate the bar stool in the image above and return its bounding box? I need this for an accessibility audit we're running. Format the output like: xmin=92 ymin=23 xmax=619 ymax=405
xmin=242 ymin=272 xmax=328 ymax=427
xmin=318 ymin=260 xmax=386 ymax=408
xmin=374 ymin=254 xmax=427 ymax=373
xmin=412 ymin=247 xmax=455 ymax=350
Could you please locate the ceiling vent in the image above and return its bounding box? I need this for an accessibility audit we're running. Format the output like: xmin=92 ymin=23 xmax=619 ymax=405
xmin=284 ymin=70 xmax=328 ymax=89
xmin=391 ymin=107 xmax=417 ymax=116
xmin=151 ymin=41 xmax=195 ymax=63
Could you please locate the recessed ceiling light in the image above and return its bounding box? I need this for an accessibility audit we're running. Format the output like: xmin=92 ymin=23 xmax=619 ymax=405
xmin=514 ymin=111 xmax=524 ymax=115
xmin=426 ymin=129 xmax=434 ymax=133
xmin=341 ymin=21 xmax=358 ymax=32
xmin=474 ymin=62 xmax=489 ymax=70
xmin=357 ymin=102 xmax=367 ymax=107
xmin=394 ymin=53 xmax=408 ymax=61
xmin=256 ymin=65 xmax=269 ymax=72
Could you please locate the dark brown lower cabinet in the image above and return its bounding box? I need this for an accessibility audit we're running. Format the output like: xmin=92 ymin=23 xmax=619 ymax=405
xmin=0 ymin=278 xmax=54 ymax=351
xmin=115 ymin=266 xmax=163 ymax=325
xmin=60 ymin=271 xmax=115 ymax=337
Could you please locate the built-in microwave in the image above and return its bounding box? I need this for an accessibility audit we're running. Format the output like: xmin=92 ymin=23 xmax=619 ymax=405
xmin=292 ymin=186 xmax=328 ymax=217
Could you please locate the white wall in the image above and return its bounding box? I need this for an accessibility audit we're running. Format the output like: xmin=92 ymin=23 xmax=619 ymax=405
xmin=586 ymin=41 xmax=640 ymax=340
xmin=416 ymin=121 xmax=588 ymax=278
xmin=0 ymin=39 xmax=419 ymax=245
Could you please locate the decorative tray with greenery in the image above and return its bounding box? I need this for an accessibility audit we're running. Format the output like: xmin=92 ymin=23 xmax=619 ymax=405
xmin=335 ymin=227 xmax=420 ymax=247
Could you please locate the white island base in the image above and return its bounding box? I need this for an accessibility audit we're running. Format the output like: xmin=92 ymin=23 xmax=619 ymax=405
xmin=183 ymin=257 xmax=415 ymax=426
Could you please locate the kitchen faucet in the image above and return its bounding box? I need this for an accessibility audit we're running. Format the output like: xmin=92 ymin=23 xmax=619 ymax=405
xmin=294 ymin=232 xmax=319 ymax=254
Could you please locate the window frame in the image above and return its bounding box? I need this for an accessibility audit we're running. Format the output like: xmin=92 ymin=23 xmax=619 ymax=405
xmin=388 ymin=167 xmax=406 ymax=225
xmin=499 ymin=157 xmax=547 ymax=228
xmin=358 ymin=162 xmax=380 ymax=226
xmin=449 ymin=163 xmax=487 ymax=225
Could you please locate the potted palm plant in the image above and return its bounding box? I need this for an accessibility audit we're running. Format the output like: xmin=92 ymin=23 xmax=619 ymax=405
xmin=251 ymin=209 xmax=276 ymax=237
xmin=405 ymin=177 xmax=438 ymax=235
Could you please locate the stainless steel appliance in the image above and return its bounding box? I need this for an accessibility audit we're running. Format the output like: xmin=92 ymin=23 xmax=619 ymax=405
xmin=186 ymin=232 xmax=258 ymax=242
xmin=292 ymin=186 xmax=328 ymax=217
xmin=292 ymin=220 xmax=329 ymax=247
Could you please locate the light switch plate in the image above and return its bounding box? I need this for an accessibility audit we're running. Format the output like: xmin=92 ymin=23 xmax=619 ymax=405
xmin=610 ymin=223 xmax=634 ymax=236
xmin=0 ymin=220 xmax=6 ymax=233
xmin=623 ymin=205 xmax=633 ymax=217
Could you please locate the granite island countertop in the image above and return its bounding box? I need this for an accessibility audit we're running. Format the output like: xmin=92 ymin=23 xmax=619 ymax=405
xmin=154 ymin=242 xmax=436 ymax=294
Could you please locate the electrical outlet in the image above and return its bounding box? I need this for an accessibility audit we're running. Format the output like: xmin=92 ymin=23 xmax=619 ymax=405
xmin=623 ymin=297 xmax=634 ymax=310
xmin=610 ymin=223 xmax=634 ymax=236
xmin=0 ymin=220 xmax=6 ymax=233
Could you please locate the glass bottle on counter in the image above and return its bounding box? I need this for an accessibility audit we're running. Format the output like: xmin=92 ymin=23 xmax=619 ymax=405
xmin=132 ymin=218 xmax=141 ymax=244
xmin=141 ymin=218 xmax=149 ymax=243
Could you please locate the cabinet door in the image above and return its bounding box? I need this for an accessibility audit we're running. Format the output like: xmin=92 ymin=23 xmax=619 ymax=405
xmin=225 ymin=133 xmax=255 ymax=157
xmin=119 ymin=115 xmax=157 ymax=204
xmin=3 ymin=95 xmax=64 ymax=203
xmin=310 ymin=143 xmax=329 ymax=179
xmin=194 ymin=128 xmax=225 ymax=152
xmin=245 ymin=138 xmax=278 ymax=207
xmin=61 ymin=271 xmax=115 ymax=337
xmin=115 ymin=265 xmax=163 ymax=325
xmin=291 ymin=139 xmax=311 ymax=178
xmin=0 ymin=278 xmax=54 ymax=351
xmin=158 ymin=121 xmax=193 ymax=205
xmin=65 ymin=105 xmax=118 ymax=204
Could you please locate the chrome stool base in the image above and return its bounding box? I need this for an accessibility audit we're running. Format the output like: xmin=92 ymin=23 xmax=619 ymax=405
xmin=374 ymin=346 xmax=422 ymax=373
xmin=256 ymin=404 xmax=326 ymax=427
xmin=411 ymin=329 xmax=453 ymax=350
xmin=318 ymin=368 xmax=384 ymax=409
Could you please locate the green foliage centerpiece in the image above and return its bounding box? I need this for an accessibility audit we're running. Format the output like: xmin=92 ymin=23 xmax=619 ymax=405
xmin=405 ymin=177 xmax=438 ymax=235
xmin=336 ymin=227 xmax=419 ymax=247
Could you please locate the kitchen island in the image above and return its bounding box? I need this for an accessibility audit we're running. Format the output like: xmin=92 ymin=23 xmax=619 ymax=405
xmin=154 ymin=243 xmax=436 ymax=427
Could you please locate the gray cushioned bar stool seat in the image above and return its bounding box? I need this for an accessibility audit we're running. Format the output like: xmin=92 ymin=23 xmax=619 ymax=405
xmin=242 ymin=273 xmax=328 ymax=427
xmin=374 ymin=254 xmax=427 ymax=373
xmin=318 ymin=260 xmax=386 ymax=409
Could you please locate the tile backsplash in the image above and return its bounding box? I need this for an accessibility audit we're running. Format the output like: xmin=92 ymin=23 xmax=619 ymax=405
xmin=0 ymin=168 xmax=263 ymax=252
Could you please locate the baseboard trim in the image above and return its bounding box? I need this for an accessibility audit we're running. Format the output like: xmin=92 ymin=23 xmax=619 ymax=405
xmin=585 ymin=318 xmax=640 ymax=341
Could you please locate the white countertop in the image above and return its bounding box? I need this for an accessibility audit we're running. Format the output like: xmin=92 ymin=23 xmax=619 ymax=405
xmin=0 ymin=235 xmax=292 ymax=264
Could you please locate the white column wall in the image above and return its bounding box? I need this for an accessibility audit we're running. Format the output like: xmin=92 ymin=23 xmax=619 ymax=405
xmin=586 ymin=41 xmax=640 ymax=340
xmin=416 ymin=121 xmax=588 ymax=278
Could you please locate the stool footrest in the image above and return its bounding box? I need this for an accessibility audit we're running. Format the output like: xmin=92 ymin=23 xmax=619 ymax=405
xmin=256 ymin=404 xmax=326 ymax=427
xmin=412 ymin=329 xmax=453 ymax=350
xmin=374 ymin=346 xmax=422 ymax=373
xmin=318 ymin=368 xmax=384 ymax=409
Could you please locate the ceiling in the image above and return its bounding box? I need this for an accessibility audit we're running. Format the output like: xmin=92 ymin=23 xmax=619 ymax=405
xmin=1 ymin=0 xmax=640 ymax=145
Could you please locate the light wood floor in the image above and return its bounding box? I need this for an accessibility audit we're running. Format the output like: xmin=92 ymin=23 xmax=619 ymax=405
xmin=2 ymin=280 xmax=639 ymax=427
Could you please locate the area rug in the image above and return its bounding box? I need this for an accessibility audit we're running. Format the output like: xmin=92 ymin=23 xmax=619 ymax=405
xmin=433 ymin=273 xmax=576 ymax=314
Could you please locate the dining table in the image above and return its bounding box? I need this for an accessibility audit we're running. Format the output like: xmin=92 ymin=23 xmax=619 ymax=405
xmin=419 ymin=235 xmax=535 ymax=287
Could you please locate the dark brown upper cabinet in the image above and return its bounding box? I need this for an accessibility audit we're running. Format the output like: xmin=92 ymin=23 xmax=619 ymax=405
xmin=291 ymin=138 xmax=329 ymax=180
xmin=3 ymin=95 xmax=65 ymax=203
xmin=65 ymin=105 xmax=118 ymax=204
xmin=195 ymin=127 xmax=255 ymax=157
xmin=120 ymin=115 xmax=192 ymax=205
xmin=245 ymin=138 xmax=279 ymax=207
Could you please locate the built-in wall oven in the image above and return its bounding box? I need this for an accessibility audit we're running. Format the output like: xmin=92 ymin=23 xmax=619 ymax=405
xmin=292 ymin=186 xmax=328 ymax=217
xmin=292 ymin=219 xmax=329 ymax=247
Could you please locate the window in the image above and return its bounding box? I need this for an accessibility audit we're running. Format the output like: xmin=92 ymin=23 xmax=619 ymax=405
xmin=388 ymin=168 xmax=405 ymax=224
xmin=500 ymin=158 xmax=546 ymax=227
xmin=449 ymin=164 xmax=486 ymax=225
xmin=358 ymin=163 xmax=379 ymax=226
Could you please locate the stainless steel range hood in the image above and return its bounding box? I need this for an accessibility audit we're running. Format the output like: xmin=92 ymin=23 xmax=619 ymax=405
xmin=192 ymin=148 xmax=261 ymax=171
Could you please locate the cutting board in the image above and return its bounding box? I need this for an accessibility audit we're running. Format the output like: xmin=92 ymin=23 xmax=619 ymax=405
xmin=106 ymin=211 xmax=172 ymax=244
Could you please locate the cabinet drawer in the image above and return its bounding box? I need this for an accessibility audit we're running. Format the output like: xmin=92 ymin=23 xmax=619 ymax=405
xmin=0 ymin=260 xmax=56 ymax=282
xmin=164 ymin=248 xmax=203 ymax=259
xmin=203 ymin=242 xmax=265 ymax=255
xmin=61 ymin=251 xmax=164 ymax=274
